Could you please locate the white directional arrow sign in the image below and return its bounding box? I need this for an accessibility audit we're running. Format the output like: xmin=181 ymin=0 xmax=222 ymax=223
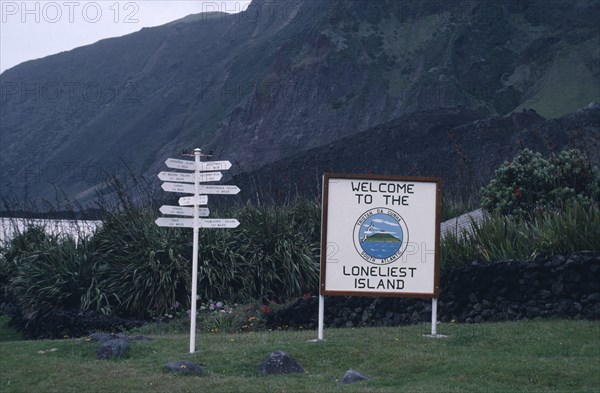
xmin=158 ymin=171 xmax=222 ymax=183
xmin=159 ymin=205 xmax=210 ymax=217
xmin=199 ymin=219 xmax=240 ymax=228
xmin=197 ymin=161 xmax=232 ymax=171
xmin=197 ymin=185 xmax=241 ymax=195
xmin=155 ymin=217 xmax=195 ymax=228
xmin=179 ymin=196 xmax=208 ymax=206
xmin=165 ymin=158 xmax=195 ymax=171
xmin=165 ymin=158 xmax=232 ymax=172
xmin=162 ymin=182 xmax=195 ymax=194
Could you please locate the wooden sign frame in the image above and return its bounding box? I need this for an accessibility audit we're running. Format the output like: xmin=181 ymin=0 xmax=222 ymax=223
xmin=320 ymin=173 xmax=442 ymax=298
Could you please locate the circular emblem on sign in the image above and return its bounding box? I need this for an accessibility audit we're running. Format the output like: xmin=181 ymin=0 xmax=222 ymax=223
xmin=353 ymin=208 xmax=409 ymax=265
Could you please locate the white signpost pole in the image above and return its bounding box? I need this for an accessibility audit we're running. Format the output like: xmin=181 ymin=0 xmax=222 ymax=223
xmin=189 ymin=148 xmax=201 ymax=354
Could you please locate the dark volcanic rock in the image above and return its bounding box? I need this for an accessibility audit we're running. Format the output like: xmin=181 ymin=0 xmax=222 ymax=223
xmin=339 ymin=369 xmax=371 ymax=385
xmin=96 ymin=338 xmax=130 ymax=360
xmin=163 ymin=360 xmax=203 ymax=376
xmin=258 ymin=351 xmax=304 ymax=375
xmin=10 ymin=309 xmax=143 ymax=340
xmin=264 ymin=252 xmax=600 ymax=329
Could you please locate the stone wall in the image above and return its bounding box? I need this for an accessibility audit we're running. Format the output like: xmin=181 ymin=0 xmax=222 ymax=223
xmin=266 ymin=253 xmax=600 ymax=329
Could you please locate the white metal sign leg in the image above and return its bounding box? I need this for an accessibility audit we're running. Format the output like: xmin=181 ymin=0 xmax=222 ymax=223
xmin=318 ymin=295 xmax=325 ymax=340
xmin=431 ymin=297 xmax=438 ymax=337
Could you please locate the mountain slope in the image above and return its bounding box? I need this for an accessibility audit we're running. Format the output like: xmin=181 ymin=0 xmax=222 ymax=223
xmin=208 ymin=0 xmax=600 ymax=169
xmin=1 ymin=0 xmax=598 ymax=204
xmin=229 ymin=104 xmax=600 ymax=204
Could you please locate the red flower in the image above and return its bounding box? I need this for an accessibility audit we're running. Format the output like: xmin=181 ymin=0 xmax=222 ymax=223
xmin=262 ymin=305 xmax=271 ymax=313
xmin=514 ymin=187 xmax=522 ymax=198
xmin=303 ymin=293 xmax=311 ymax=299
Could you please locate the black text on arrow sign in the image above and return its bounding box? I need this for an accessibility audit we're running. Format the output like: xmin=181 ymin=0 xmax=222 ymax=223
xmin=199 ymin=219 xmax=240 ymax=228
xmin=155 ymin=217 xmax=194 ymax=228
xmin=158 ymin=171 xmax=222 ymax=183
xmin=162 ymin=183 xmax=240 ymax=195
xmin=198 ymin=185 xmax=241 ymax=195
xmin=162 ymin=182 xmax=194 ymax=194
xmin=165 ymin=158 xmax=232 ymax=172
xmin=159 ymin=206 xmax=210 ymax=217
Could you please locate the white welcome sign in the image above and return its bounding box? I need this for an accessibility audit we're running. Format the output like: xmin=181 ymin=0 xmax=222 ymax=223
xmin=321 ymin=174 xmax=441 ymax=297
xmin=317 ymin=173 xmax=442 ymax=340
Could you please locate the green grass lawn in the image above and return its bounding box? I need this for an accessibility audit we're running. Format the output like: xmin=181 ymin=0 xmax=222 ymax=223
xmin=0 ymin=320 xmax=598 ymax=392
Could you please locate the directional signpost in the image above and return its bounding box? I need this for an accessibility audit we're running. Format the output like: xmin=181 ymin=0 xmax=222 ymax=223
xmin=155 ymin=148 xmax=240 ymax=353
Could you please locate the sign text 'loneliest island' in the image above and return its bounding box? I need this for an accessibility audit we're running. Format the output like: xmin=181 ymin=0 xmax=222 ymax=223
xmin=155 ymin=148 xmax=240 ymax=354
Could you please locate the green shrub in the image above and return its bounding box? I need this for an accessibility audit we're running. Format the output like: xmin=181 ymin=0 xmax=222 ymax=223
xmin=481 ymin=148 xmax=599 ymax=217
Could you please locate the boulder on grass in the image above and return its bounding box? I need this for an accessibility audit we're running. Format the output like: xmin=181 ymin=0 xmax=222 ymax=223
xmin=258 ymin=351 xmax=304 ymax=375
xmin=163 ymin=360 xmax=203 ymax=376
xmin=338 ymin=369 xmax=371 ymax=385
xmin=96 ymin=338 xmax=130 ymax=360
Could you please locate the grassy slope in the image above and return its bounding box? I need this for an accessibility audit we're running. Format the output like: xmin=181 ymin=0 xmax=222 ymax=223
xmin=0 ymin=320 xmax=598 ymax=392
xmin=514 ymin=38 xmax=600 ymax=118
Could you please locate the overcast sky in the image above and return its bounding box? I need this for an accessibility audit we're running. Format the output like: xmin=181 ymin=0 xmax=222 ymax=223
xmin=0 ymin=1 xmax=252 ymax=73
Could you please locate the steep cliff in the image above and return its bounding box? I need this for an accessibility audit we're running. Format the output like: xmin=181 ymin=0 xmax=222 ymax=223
xmin=1 ymin=0 xmax=598 ymax=203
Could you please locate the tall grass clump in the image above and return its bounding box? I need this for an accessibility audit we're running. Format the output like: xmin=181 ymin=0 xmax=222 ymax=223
xmin=92 ymin=208 xmax=192 ymax=319
xmin=0 ymin=225 xmax=49 ymax=285
xmin=442 ymin=201 xmax=600 ymax=267
xmin=88 ymin=196 xmax=320 ymax=317
xmin=0 ymin=226 xmax=101 ymax=322
xmin=198 ymin=200 xmax=320 ymax=302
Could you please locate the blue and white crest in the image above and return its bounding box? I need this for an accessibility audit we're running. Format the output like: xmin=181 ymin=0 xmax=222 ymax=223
xmin=353 ymin=208 xmax=409 ymax=265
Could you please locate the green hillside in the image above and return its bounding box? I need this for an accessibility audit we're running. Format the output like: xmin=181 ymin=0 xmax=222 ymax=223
xmin=364 ymin=233 xmax=401 ymax=243
xmin=1 ymin=0 xmax=598 ymax=204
